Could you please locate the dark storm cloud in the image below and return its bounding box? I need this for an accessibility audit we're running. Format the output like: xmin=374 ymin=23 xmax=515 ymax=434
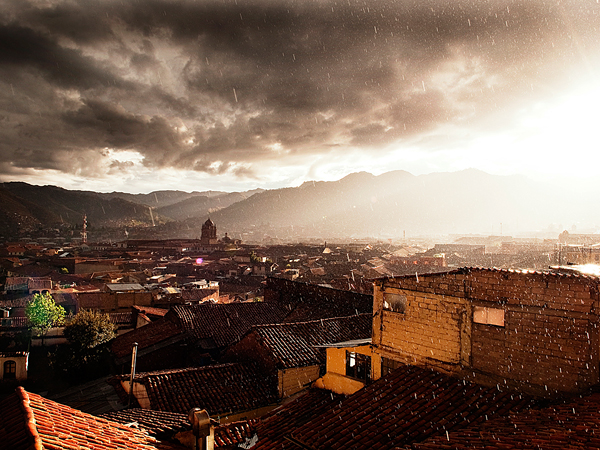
xmin=0 ymin=23 xmax=128 ymax=90
xmin=0 ymin=0 xmax=599 ymax=180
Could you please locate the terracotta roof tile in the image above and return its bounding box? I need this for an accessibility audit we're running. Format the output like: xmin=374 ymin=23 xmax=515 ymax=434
xmin=171 ymin=303 xmax=289 ymax=349
xmin=250 ymin=388 xmax=345 ymax=450
xmin=214 ymin=419 xmax=258 ymax=448
xmin=0 ymin=387 xmax=183 ymax=450
xmin=381 ymin=266 xmax=600 ymax=282
xmin=288 ymin=364 xmax=536 ymax=450
xmin=180 ymin=289 xmax=219 ymax=302
xmin=111 ymin=317 xmax=184 ymax=359
xmin=132 ymin=305 xmax=169 ymax=317
xmin=250 ymin=314 xmax=372 ymax=369
xmin=125 ymin=363 xmax=278 ymax=417
xmin=409 ymin=392 xmax=600 ymax=450
xmin=100 ymin=409 xmax=190 ymax=438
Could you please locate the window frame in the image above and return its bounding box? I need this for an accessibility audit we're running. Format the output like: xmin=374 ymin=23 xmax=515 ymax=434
xmin=3 ymin=360 xmax=17 ymax=379
xmin=345 ymin=351 xmax=371 ymax=382
xmin=473 ymin=306 xmax=505 ymax=327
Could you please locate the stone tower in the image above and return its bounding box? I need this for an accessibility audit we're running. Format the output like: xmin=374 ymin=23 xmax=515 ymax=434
xmin=200 ymin=218 xmax=218 ymax=245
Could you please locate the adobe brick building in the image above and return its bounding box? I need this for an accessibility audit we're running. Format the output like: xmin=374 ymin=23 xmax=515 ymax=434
xmin=372 ymin=267 xmax=600 ymax=396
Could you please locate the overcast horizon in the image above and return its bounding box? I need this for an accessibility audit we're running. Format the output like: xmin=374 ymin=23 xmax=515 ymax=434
xmin=1 ymin=0 xmax=599 ymax=194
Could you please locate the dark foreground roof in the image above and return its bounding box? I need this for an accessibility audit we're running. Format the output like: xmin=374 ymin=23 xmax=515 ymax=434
xmin=250 ymin=314 xmax=372 ymax=368
xmin=171 ymin=302 xmax=289 ymax=349
xmin=409 ymin=391 xmax=600 ymax=450
xmin=287 ymin=364 xmax=535 ymax=450
xmin=120 ymin=363 xmax=278 ymax=417
xmin=249 ymin=388 xmax=345 ymax=450
xmin=0 ymin=387 xmax=181 ymax=450
xmin=111 ymin=316 xmax=184 ymax=359
xmin=247 ymin=364 xmax=536 ymax=450
xmin=100 ymin=408 xmax=190 ymax=439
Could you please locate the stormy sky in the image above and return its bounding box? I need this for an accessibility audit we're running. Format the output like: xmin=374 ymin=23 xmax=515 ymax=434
xmin=1 ymin=0 xmax=599 ymax=193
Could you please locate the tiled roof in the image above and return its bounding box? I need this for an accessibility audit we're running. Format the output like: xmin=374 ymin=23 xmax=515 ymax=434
xmin=106 ymin=283 xmax=146 ymax=292
xmin=265 ymin=278 xmax=373 ymax=322
xmin=47 ymin=376 xmax=125 ymax=416
xmin=3 ymin=277 xmax=29 ymax=290
xmin=0 ymin=387 xmax=182 ymax=450
xmin=409 ymin=392 xmax=600 ymax=450
xmin=249 ymin=314 xmax=372 ymax=369
xmin=52 ymin=292 xmax=78 ymax=306
xmin=180 ymin=289 xmax=219 ymax=302
xmin=111 ymin=317 xmax=184 ymax=359
xmin=250 ymin=388 xmax=345 ymax=450
xmin=0 ymin=298 xmax=29 ymax=309
xmin=382 ymin=266 xmax=600 ymax=282
xmin=288 ymin=364 xmax=536 ymax=450
xmin=214 ymin=419 xmax=258 ymax=448
xmin=171 ymin=302 xmax=289 ymax=349
xmin=132 ymin=305 xmax=169 ymax=317
xmin=131 ymin=363 xmax=278 ymax=416
xmin=100 ymin=408 xmax=190 ymax=438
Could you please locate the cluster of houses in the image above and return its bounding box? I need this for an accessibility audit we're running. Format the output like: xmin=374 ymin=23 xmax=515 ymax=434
xmin=4 ymin=229 xmax=600 ymax=448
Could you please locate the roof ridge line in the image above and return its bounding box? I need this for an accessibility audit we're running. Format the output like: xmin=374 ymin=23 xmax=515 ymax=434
xmin=16 ymin=387 xmax=44 ymax=450
xmin=254 ymin=314 xmax=370 ymax=329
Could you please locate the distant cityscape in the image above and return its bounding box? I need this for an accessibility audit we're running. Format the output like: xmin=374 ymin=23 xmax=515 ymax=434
xmin=3 ymin=208 xmax=600 ymax=448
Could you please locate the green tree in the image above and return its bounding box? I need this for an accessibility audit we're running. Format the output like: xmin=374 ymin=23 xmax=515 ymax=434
xmin=25 ymin=293 xmax=66 ymax=346
xmin=63 ymin=309 xmax=116 ymax=354
xmin=51 ymin=310 xmax=116 ymax=380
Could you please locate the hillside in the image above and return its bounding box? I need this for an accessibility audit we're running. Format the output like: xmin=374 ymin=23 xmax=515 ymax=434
xmin=0 ymin=183 xmax=165 ymax=234
xmin=207 ymin=170 xmax=571 ymax=238
xmin=0 ymin=170 xmax=593 ymax=241
xmin=155 ymin=191 xmax=260 ymax=221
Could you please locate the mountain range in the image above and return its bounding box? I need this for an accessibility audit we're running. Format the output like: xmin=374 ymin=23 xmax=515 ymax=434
xmin=0 ymin=170 xmax=596 ymax=241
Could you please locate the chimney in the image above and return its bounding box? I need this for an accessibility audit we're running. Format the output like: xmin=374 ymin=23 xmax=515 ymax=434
xmin=188 ymin=408 xmax=216 ymax=450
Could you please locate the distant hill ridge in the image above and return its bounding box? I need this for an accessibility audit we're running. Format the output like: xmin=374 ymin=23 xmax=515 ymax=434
xmin=0 ymin=170 xmax=592 ymax=239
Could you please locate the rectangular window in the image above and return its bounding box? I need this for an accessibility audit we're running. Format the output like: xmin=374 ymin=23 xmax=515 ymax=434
xmin=473 ymin=306 xmax=505 ymax=327
xmin=346 ymin=351 xmax=371 ymax=382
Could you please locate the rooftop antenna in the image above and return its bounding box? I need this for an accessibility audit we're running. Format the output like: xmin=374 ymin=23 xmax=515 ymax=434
xmin=81 ymin=214 xmax=88 ymax=244
xmin=149 ymin=206 xmax=156 ymax=227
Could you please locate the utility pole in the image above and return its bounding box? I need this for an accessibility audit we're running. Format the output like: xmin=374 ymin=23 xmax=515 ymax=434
xmin=128 ymin=342 xmax=138 ymax=407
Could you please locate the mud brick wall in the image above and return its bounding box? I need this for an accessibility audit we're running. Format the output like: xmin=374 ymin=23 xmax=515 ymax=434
xmin=467 ymin=269 xmax=599 ymax=393
xmin=373 ymin=271 xmax=471 ymax=372
xmin=373 ymin=269 xmax=600 ymax=394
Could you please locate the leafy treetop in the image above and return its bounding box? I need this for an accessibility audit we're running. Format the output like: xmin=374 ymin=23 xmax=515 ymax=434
xmin=25 ymin=293 xmax=66 ymax=336
xmin=63 ymin=309 xmax=116 ymax=351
